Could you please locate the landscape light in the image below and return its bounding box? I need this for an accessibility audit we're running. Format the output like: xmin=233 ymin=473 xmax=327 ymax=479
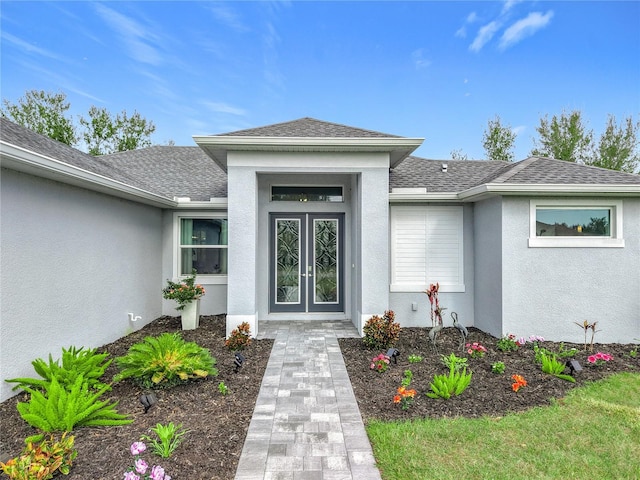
xmin=386 ymin=348 xmax=400 ymax=364
xmin=139 ymin=392 xmax=158 ymax=413
xmin=234 ymin=352 xmax=245 ymax=372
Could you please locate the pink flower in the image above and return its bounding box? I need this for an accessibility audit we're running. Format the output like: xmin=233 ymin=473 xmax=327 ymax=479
xmin=517 ymin=337 xmax=526 ymax=346
xmin=588 ymin=355 xmax=597 ymax=363
xmin=130 ymin=442 xmax=146 ymax=456
xmin=135 ymin=458 xmax=148 ymax=475
xmin=150 ymin=465 xmax=166 ymax=480
xmin=123 ymin=473 xmax=140 ymax=480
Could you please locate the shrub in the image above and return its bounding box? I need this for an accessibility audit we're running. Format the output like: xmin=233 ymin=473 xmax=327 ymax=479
xmin=161 ymin=269 xmax=205 ymax=310
xmin=370 ymin=354 xmax=391 ymax=373
xmin=115 ymin=333 xmax=217 ymax=389
xmin=491 ymin=361 xmax=506 ymax=374
xmin=407 ymin=354 xmax=423 ymax=363
xmin=225 ymin=322 xmax=252 ymax=350
xmin=363 ymin=310 xmax=400 ymax=350
xmin=426 ymin=365 xmax=472 ymax=399
xmin=0 ymin=433 xmax=77 ymax=480
xmin=5 ymin=346 xmax=111 ymax=393
xmin=16 ymin=375 xmax=131 ymax=432
xmin=496 ymin=334 xmax=519 ymax=352
xmin=539 ymin=351 xmax=575 ymax=383
xmin=142 ymin=422 xmax=188 ymax=458
xmin=440 ymin=352 xmax=468 ymax=372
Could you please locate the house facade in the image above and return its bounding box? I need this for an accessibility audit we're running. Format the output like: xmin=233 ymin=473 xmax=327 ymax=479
xmin=2 ymin=117 xmax=639 ymax=402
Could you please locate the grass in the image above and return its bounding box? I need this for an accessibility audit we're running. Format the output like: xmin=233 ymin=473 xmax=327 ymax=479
xmin=367 ymin=372 xmax=640 ymax=480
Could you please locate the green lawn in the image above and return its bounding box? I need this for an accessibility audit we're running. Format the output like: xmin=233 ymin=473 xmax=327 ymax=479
xmin=367 ymin=373 xmax=640 ymax=480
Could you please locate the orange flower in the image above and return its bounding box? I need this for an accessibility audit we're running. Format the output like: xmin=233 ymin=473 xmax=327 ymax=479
xmin=393 ymin=395 xmax=401 ymax=403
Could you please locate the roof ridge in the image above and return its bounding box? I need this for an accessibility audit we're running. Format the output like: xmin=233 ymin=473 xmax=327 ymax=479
xmin=487 ymin=157 xmax=538 ymax=184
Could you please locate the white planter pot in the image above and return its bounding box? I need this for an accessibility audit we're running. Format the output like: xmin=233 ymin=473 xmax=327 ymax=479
xmin=181 ymin=299 xmax=200 ymax=330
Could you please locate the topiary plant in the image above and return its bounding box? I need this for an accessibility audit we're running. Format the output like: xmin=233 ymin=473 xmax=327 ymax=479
xmin=114 ymin=332 xmax=218 ymax=389
xmin=363 ymin=310 xmax=401 ymax=350
xmin=0 ymin=433 xmax=77 ymax=480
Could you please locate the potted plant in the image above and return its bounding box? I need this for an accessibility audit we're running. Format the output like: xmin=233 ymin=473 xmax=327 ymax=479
xmin=162 ymin=269 xmax=205 ymax=330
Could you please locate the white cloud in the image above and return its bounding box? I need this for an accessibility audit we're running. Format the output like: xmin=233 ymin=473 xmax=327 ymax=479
xmin=502 ymin=0 xmax=523 ymax=15
xmin=470 ymin=21 xmax=501 ymax=52
xmin=1 ymin=32 xmax=63 ymax=61
xmin=202 ymin=101 xmax=246 ymax=116
xmin=411 ymin=49 xmax=431 ymax=69
xmin=455 ymin=11 xmax=478 ymax=38
xmin=207 ymin=3 xmax=249 ymax=32
xmin=499 ymin=11 xmax=554 ymax=50
xmin=512 ymin=125 xmax=526 ymax=136
xmin=94 ymin=4 xmax=163 ymax=65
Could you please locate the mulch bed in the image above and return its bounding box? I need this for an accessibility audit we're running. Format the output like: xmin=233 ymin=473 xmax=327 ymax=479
xmin=0 ymin=315 xmax=273 ymax=480
xmin=1 ymin=318 xmax=638 ymax=479
xmin=339 ymin=326 xmax=640 ymax=423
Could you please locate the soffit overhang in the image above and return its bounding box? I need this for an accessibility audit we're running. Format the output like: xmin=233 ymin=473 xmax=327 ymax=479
xmin=389 ymin=183 xmax=640 ymax=203
xmin=0 ymin=141 xmax=178 ymax=208
xmin=192 ymin=135 xmax=425 ymax=172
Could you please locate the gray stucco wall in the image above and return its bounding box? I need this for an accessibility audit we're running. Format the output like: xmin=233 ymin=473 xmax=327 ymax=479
xmin=501 ymin=197 xmax=640 ymax=343
xmin=389 ymin=203 xmax=475 ymax=329
xmin=1 ymin=169 xmax=163 ymax=401
xmin=473 ymin=196 xmax=503 ymax=337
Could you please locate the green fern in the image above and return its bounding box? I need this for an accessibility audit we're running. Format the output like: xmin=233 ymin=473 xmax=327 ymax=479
xmin=114 ymin=333 xmax=217 ymax=389
xmin=427 ymin=365 xmax=472 ymax=399
xmin=6 ymin=346 xmax=111 ymax=393
xmin=16 ymin=376 xmax=131 ymax=432
xmin=540 ymin=351 xmax=576 ymax=383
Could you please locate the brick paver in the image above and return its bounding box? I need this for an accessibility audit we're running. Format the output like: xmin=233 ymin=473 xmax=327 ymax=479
xmin=234 ymin=321 xmax=382 ymax=480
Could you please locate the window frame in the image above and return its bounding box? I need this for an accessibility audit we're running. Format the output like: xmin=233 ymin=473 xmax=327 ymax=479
xmin=528 ymin=199 xmax=624 ymax=248
xmin=173 ymin=212 xmax=228 ymax=283
xmin=390 ymin=205 xmax=465 ymax=293
xmin=270 ymin=185 xmax=344 ymax=203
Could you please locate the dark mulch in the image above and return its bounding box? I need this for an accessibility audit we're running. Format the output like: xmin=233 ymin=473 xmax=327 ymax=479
xmin=0 ymin=315 xmax=273 ymax=480
xmin=1 ymin=319 xmax=638 ymax=479
xmin=339 ymin=326 xmax=640 ymax=423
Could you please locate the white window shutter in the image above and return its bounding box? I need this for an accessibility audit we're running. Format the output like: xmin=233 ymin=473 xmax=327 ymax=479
xmin=391 ymin=206 xmax=464 ymax=292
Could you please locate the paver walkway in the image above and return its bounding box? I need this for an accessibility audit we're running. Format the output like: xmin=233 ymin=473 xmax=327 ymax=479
xmin=234 ymin=321 xmax=383 ymax=480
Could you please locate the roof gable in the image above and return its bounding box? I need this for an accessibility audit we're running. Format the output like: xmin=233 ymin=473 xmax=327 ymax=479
xmin=218 ymin=117 xmax=401 ymax=138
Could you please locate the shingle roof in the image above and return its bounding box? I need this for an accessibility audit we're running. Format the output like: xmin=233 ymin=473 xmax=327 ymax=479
xmin=103 ymin=147 xmax=227 ymax=200
xmin=3 ymin=117 xmax=638 ymax=203
xmin=390 ymin=156 xmax=639 ymax=192
xmin=218 ymin=117 xmax=402 ymax=138
xmin=390 ymin=157 xmax=512 ymax=192
xmin=488 ymin=157 xmax=640 ymax=185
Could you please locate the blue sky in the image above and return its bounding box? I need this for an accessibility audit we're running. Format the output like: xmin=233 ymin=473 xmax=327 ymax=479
xmin=1 ymin=1 xmax=639 ymax=160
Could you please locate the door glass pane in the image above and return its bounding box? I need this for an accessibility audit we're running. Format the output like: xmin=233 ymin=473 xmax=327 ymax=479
xmin=276 ymin=219 xmax=301 ymax=303
xmin=314 ymin=219 xmax=338 ymax=303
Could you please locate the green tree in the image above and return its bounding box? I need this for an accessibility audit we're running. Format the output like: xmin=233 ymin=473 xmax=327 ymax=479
xmin=1 ymin=90 xmax=77 ymax=146
xmin=3 ymin=89 xmax=156 ymax=156
xmin=530 ymin=110 xmax=593 ymax=163
xmin=482 ymin=115 xmax=517 ymax=162
xmin=79 ymin=107 xmax=155 ymax=155
xmin=587 ymin=115 xmax=639 ymax=173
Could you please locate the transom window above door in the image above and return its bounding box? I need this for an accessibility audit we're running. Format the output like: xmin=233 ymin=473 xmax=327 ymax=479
xmin=271 ymin=186 xmax=343 ymax=202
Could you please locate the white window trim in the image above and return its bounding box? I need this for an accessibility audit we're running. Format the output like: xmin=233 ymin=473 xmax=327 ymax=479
xmin=173 ymin=212 xmax=228 ymax=284
xmin=390 ymin=205 xmax=465 ymax=293
xmin=528 ymin=199 xmax=624 ymax=248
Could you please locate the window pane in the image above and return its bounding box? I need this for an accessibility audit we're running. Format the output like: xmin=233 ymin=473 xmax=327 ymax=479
xmin=181 ymin=219 xmax=228 ymax=245
xmin=181 ymin=248 xmax=227 ymax=275
xmin=536 ymin=209 xmax=610 ymax=237
xmin=272 ymin=186 xmax=343 ymax=202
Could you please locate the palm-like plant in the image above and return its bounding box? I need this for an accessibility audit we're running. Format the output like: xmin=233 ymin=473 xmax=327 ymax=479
xmin=114 ymin=333 xmax=217 ymax=388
